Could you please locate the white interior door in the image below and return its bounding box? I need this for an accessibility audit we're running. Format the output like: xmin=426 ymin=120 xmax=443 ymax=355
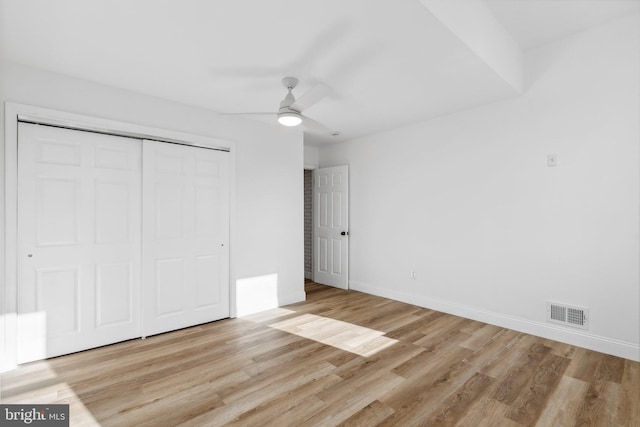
xmin=142 ymin=140 xmax=229 ymax=337
xmin=17 ymin=123 xmax=142 ymax=362
xmin=313 ymin=165 xmax=349 ymax=289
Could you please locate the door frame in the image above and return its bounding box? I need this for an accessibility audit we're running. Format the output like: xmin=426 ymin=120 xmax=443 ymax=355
xmin=2 ymin=102 xmax=236 ymax=372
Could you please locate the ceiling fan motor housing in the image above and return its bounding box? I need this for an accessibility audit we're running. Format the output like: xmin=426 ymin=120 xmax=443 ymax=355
xmin=282 ymin=76 xmax=299 ymax=90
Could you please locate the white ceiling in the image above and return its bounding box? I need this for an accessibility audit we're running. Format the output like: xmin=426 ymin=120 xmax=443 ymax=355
xmin=486 ymin=0 xmax=640 ymax=49
xmin=1 ymin=0 xmax=638 ymax=145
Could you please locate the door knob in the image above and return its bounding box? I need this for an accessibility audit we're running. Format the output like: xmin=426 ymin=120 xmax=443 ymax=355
xmin=27 ymin=254 xmax=33 ymax=258
xmin=340 ymin=231 xmax=348 ymax=236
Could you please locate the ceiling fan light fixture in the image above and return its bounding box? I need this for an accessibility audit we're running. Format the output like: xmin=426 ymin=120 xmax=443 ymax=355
xmin=277 ymin=111 xmax=302 ymax=127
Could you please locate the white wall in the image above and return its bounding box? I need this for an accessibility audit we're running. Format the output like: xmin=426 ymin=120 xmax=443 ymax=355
xmin=304 ymin=142 xmax=320 ymax=169
xmin=0 ymin=61 xmax=304 ymax=370
xmin=320 ymin=15 xmax=640 ymax=360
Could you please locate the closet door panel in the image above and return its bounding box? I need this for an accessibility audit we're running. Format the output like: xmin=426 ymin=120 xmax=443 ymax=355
xmin=17 ymin=123 xmax=142 ymax=362
xmin=142 ymin=140 xmax=229 ymax=337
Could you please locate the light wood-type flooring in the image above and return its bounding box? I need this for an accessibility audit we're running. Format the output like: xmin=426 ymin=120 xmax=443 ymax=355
xmin=1 ymin=281 xmax=638 ymax=426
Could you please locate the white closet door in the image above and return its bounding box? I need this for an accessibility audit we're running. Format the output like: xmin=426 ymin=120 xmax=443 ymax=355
xmin=142 ymin=140 xmax=229 ymax=337
xmin=17 ymin=123 xmax=142 ymax=362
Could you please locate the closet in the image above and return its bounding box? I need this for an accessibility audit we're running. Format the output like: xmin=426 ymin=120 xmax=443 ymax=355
xmin=16 ymin=123 xmax=229 ymax=363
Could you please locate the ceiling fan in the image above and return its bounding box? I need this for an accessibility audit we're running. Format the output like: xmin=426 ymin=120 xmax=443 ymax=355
xmin=222 ymin=77 xmax=333 ymax=134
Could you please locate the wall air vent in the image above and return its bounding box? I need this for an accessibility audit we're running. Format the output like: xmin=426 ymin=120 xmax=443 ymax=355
xmin=546 ymin=302 xmax=588 ymax=330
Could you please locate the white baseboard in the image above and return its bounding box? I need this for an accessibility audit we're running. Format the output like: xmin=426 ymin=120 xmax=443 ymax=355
xmin=349 ymin=280 xmax=640 ymax=362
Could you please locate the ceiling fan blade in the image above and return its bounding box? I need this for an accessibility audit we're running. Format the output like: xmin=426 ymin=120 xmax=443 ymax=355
xmin=290 ymin=83 xmax=332 ymax=112
xmin=301 ymin=115 xmax=331 ymax=134
xmin=218 ymin=112 xmax=275 ymax=116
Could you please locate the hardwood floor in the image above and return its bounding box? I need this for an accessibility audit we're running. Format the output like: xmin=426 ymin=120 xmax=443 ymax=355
xmin=1 ymin=282 xmax=638 ymax=426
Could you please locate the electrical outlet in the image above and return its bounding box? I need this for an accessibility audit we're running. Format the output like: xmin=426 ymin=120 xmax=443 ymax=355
xmin=410 ymin=269 xmax=416 ymax=280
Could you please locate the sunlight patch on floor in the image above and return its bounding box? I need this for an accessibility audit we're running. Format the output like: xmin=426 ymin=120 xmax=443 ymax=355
xmin=269 ymin=313 xmax=398 ymax=357
xmin=0 ymin=361 xmax=100 ymax=426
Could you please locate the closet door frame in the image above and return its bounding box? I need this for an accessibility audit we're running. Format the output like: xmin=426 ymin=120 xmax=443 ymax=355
xmin=2 ymin=102 xmax=236 ymax=373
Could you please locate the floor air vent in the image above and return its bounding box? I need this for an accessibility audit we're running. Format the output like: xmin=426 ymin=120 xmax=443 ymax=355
xmin=546 ymin=302 xmax=588 ymax=329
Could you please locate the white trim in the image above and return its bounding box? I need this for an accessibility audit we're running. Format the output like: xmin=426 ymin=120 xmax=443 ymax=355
xmin=18 ymin=114 xmax=230 ymax=152
xmin=9 ymin=105 xmax=232 ymax=149
xmin=349 ymin=280 xmax=640 ymax=362
xmin=2 ymin=102 xmax=237 ymax=372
